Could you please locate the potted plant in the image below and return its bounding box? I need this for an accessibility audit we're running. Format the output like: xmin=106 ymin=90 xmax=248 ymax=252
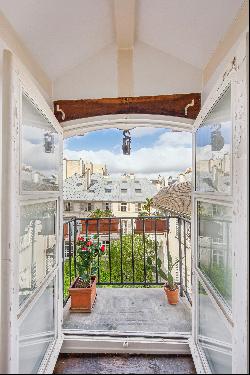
xmin=69 ymin=235 xmax=105 ymax=312
xmin=135 ymin=198 xmax=168 ymax=234
xmin=147 ymin=254 xmax=182 ymax=305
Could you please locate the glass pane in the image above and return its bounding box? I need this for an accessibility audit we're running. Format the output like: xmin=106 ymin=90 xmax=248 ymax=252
xmin=21 ymin=94 xmax=60 ymax=191
xmin=19 ymin=201 xmax=57 ymax=305
xmin=198 ymin=283 xmax=232 ymax=374
xmin=19 ymin=280 xmax=55 ymax=374
xmin=19 ymin=341 xmax=53 ymax=375
xmin=196 ymin=88 xmax=231 ymax=193
xmin=197 ymin=201 xmax=232 ymax=307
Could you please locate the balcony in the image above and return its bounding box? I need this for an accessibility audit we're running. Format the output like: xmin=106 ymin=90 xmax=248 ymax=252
xmin=62 ymin=216 xmax=192 ymax=338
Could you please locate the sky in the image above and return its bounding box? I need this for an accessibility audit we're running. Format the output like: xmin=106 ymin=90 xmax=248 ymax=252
xmin=64 ymin=127 xmax=192 ymax=179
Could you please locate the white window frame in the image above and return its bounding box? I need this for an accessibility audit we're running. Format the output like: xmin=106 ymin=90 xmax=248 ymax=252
xmin=189 ymin=34 xmax=248 ymax=374
xmin=0 ymin=51 xmax=63 ymax=374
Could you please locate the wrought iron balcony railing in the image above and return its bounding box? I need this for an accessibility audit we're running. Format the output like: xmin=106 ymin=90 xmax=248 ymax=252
xmin=62 ymin=216 xmax=192 ymax=307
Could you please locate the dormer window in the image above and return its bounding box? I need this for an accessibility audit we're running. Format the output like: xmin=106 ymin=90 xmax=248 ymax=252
xmin=121 ymin=189 xmax=127 ymax=193
xmin=135 ymin=189 xmax=142 ymax=193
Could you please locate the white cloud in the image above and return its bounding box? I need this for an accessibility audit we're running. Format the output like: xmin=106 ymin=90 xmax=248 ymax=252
xmin=22 ymin=133 xmax=60 ymax=175
xmin=130 ymin=127 xmax=164 ymax=138
xmin=197 ymin=144 xmax=230 ymax=161
xmin=64 ymin=131 xmax=192 ymax=178
xmin=156 ymin=131 xmax=192 ymax=148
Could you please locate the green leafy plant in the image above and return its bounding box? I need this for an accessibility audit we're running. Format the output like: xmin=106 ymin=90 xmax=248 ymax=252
xmin=200 ymin=263 xmax=232 ymax=302
xmin=64 ymin=234 xmax=161 ymax=292
xmin=89 ymin=209 xmax=113 ymax=218
xmin=142 ymin=197 xmax=154 ymax=215
xmin=147 ymin=253 xmax=182 ymax=291
xmin=138 ymin=211 xmax=150 ymax=217
xmin=75 ymin=235 xmax=106 ymax=288
xmin=99 ymin=234 xmax=158 ymax=285
xmin=63 ymin=259 xmax=74 ymax=298
xmin=138 ymin=198 xmax=162 ymax=217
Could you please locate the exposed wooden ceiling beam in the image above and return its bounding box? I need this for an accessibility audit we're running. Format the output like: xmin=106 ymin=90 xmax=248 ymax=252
xmin=114 ymin=0 xmax=136 ymax=49
xmin=117 ymin=48 xmax=134 ymax=97
xmin=114 ymin=0 xmax=136 ymax=96
xmin=54 ymin=93 xmax=201 ymax=123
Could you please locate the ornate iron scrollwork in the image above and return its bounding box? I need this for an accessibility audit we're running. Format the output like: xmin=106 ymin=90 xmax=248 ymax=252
xmin=44 ymin=132 xmax=55 ymax=153
xmin=122 ymin=130 xmax=131 ymax=155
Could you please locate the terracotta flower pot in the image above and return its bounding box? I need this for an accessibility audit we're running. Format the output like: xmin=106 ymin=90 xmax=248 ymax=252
xmin=80 ymin=219 xmax=119 ymax=234
xmin=134 ymin=219 xmax=169 ymax=234
xmin=69 ymin=276 xmax=97 ymax=312
xmin=164 ymin=284 xmax=179 ymax=305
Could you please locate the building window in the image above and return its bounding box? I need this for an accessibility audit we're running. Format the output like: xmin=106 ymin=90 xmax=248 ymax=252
xmin=87 ymin=203 xmax=92 ymax=211
xmin=64 ymin=241 xmax=72 ymax=258
xmin=135 ymin=203 xmax=142 ymax=212
xmin=135 ymin=189 xmax=142 ymax=193
xmin=121 ymin=203 xmax=127 ymax=212
xmin=65 ymin=202 xmax=71 ymax=212
xmin=121 ymin=189 xmax=127 ymax=193
xmin=121 ymin=220 xmax=128 ymax=234
xmin=212 ymin=249 xmax=225 ymax=267
xmin=102 ymin=240 xmax=110 ymax=250
xmin=105 ymin=189 xmax=112 ymax=193
xmin=105 ymin=202 xmax=111 ymax=211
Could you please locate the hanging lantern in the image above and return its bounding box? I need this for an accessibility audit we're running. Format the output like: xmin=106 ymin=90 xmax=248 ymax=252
xmin=211 ymin=124 xmax=224 ymax=151
xmin=44 ymin=132 xmax=55 ymax=153
xmin=122 ymin=130 xmax=131 ymax=155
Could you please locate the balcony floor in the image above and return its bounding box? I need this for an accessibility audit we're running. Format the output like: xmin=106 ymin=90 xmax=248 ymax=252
xmin=54 ymin=353 xmax=196 ymax=374
xmin=63 ymin=287 xmax=191 ymax=335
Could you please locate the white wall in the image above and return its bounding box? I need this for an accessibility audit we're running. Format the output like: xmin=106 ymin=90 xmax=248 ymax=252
xmin=133 ymin=42 xmax=202 ymax=97
xmin=53 ymin=44 xmax=118 ymax=100
xmin=201 ymin=37 xmax=241 ymax=103
xmin=53 ymin=41 xmax=202 ymax=100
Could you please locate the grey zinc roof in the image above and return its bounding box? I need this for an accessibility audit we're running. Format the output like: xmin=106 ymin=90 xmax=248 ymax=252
xmin=64 ymin=173 xmax=158 ymax=203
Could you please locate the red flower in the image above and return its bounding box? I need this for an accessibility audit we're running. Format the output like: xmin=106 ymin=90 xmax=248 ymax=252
xmin=101 ymin=245 xmax=105 ymax=252
xmin=79 ymin=237 xmax=85 ymax=242
xmin=87 ymin=241 xmax=92 ymax=246
xmin=81 ymin=247 xmax=88 ymax=251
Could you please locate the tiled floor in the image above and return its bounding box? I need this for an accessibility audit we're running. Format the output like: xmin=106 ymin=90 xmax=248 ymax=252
xmin=54 ymin=354 xmax=196 ymax=374
xmin=63 ymin=287 xmax=192 ymax=335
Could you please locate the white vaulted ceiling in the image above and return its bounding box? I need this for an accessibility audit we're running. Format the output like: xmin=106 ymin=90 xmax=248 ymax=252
xmin=0 ymin=0 xmax=115 ymax=79
xmin=136 ymin=0 xmax=244 ymax=69
xmin=0 ymin=0 xmax=245 ymax=85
